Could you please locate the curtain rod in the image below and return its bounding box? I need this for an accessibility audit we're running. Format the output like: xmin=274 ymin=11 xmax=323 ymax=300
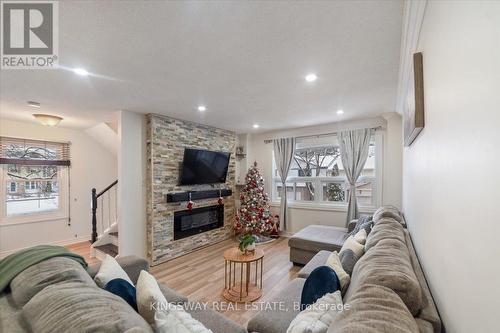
xmin=0 ymin=135 xmax=71 ymax=145
xmin=263 ymin=126 xmax=382 ymax=144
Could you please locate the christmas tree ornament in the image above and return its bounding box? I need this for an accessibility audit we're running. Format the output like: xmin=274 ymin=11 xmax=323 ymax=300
xmin=187 ymin=192 xmax=194 ymax=211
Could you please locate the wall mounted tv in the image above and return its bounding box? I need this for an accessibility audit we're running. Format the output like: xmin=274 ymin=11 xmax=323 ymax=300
xmin=179 ymin=148 xmax=231 ymax=185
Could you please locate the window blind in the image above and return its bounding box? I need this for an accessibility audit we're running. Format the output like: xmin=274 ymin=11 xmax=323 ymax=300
xmin=0 ymin=136 xmax=70 ymax=166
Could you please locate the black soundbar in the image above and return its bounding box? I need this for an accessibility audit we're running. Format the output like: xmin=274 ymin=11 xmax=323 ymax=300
xmin=166 ymin=189 xmax=233 ymax=203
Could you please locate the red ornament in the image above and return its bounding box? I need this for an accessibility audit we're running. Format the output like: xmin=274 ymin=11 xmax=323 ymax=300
xmin=187 ymin=192 xmax=194 ymax=211
xmin=218 ymin=197 xmax=224 ymax=206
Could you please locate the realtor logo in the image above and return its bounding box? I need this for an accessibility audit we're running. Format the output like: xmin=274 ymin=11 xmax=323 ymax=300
xmin=1 ymin=1 xmax=58 ymax=69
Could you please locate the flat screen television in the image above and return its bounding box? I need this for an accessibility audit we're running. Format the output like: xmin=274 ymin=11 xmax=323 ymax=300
xmin=180 ymin=148 xmax=231 ymax=185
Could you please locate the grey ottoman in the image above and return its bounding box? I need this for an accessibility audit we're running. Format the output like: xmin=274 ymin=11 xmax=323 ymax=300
xmin=288 ymin=225 xmax=347 ymax=265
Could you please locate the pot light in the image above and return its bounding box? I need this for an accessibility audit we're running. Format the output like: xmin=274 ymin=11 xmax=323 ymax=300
xmin=305 ymin=73 xmax=317 ymax=82
xmin=336 ymin=109 xmax=344 ymax=115
xmin=27 ymin=101 xmax=40 ymax=108
xmin=253 ymin=124 xmax=260 ymax=129
xmin=73 ymin=68 xmax=89 ymax=76
xmin=197 ymin=105 xmax=206 ymax=112
xmin=33 ymin=114 xmax=63 ymax=126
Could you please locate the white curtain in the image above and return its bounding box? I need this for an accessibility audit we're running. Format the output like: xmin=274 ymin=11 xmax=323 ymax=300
xmin=273 ymin=137 xmax=296 ymax=231
xmin=339 ymin=128 xmax=373 ymax=225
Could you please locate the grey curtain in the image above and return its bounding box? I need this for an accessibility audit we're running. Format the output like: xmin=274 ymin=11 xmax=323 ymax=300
xmin=339 ymin=128 xmax=373 ymax=225
xmin=273 ymin=137 xmax=296 ymax=231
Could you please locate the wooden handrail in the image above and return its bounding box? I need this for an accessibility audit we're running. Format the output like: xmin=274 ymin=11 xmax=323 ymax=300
xmin=96 ymin=180 xmax=118 ymax=198
xmin=91 ymin=180 xmax=118 ymax=243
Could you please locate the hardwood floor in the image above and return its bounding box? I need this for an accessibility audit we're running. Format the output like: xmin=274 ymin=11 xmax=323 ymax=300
xmin=65 ymin=241 xmax=100 ymax=265
xmin=66 ymin=237 xmax=300 ymax=327
xmin=150 ymin=237 xmax=300 ymax=326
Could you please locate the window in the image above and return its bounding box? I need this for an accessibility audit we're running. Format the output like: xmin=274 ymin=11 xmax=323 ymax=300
xmin=0 ymin=137 xmax=70 ymax=223
xmin=272 ymin=132 xmax=381 ymax=209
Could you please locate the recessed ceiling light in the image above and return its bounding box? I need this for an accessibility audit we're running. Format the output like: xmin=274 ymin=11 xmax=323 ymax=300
xmin=253 ymin=124 xmax=260 ymax=129
xmin=27 ymin=101 xmax=40 ymax=108
xmin=73 ymin=68 xmax=89 ymax=76
xmin=33 ymin=114 xmax=63 ymax=126
xmin=305 ymin=73 xmax=317 ymax=82
xmin=197 ymin=105 xmax=206 ymax=112
xmin=336 ymin=109 xmax=344 ymax=115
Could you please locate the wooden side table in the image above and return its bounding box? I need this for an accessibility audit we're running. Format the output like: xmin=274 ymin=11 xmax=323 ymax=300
xmin=222 ymin=247 xmax=264 ymax=303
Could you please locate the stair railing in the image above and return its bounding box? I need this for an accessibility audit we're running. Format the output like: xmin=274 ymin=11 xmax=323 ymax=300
xmin=91 ymin=180 xmax=118 ymax=243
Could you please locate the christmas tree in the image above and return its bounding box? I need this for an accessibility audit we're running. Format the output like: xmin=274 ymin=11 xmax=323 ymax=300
xmin=235 ymin=162 xmax=274 ymax=235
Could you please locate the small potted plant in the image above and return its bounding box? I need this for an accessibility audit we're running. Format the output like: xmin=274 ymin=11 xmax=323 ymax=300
xmin=239 ymin=233 xmax=257 ymax=254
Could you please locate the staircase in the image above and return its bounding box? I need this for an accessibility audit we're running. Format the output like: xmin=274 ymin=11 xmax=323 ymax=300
xmin=90 ymin=180 xmax=119 ymax=260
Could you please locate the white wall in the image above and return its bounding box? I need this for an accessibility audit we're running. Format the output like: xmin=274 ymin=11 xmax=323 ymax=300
xmin=382 ymin=113 xmax=402 ymax=209
xmin=0 ymin=119 xmax=117 ymax=255
xmin=402 ymin=1 xmax=500 ymax=332
xmin=246 ymin=116 xmax=402 ymax=233
xmin=117 ymin=111 xmax=147 ymax=258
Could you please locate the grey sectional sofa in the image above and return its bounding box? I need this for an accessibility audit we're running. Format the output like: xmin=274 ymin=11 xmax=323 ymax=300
xmin=288 ymin=221 xmax=359 ymax=265
xmin=1 ymin=254 xmax=247 ymax=333
xmin=248 ymin=207 xmax=442 ymax=333
xmin=87 ymin=256 xmax=247 ymax=333
xmin=288 ymin=225 xmax=348 ymax=265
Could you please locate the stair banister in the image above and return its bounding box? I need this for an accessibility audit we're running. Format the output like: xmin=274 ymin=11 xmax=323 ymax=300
xmin=91 ymin=180 xmax=118 ymax=244
xmin=91 ymin=188 xmax=98 ymax=243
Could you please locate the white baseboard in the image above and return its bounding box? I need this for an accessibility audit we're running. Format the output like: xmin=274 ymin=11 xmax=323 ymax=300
xmin=0 ymin=235 xmax=91 ymax=258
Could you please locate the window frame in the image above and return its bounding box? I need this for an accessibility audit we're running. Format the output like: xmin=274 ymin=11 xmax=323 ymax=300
xmin=0 ymin=164 xmax=69 ymax=225
xmin=271 ymin=131 xmax=383 ymax=212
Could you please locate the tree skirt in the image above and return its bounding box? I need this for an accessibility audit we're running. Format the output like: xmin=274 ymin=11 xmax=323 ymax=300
xmin=238 ymin=234 xmax=276 ymax=244
xmin=254 ymin=235 xmax=276 ymax=244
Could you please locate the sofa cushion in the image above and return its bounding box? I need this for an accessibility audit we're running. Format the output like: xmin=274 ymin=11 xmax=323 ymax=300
xmin=10 ymin=256 xmax=95 ymax=307
xmin=338 ymin=250 xmax=360 ymax=276
xmin=348 ymin=215 xmax=373 ymax=237
xmin=154 ymin=304 xmax=212 ymax=333
xmin=298 ymin=250 xmax=331 ymax=279
xmin=23 ymin=281 xmax=152 ymax=333
xmin=325 ymin=252 xmax=350 ymax=293
xmin=415 ymin=318 xmax=435 ymax=333
xmin=87 ymin=255 xmax=149 ymax=284
xmin=104 ymin=278 xmax=138 ymax=311
xmin=94 ymin=254 xmax=134 ymax=288
xmin=289 ymin=225 xmax=347 ymax=253
xmin=373 ymin=205 xmax=404 ymax=225
xmin=339 ymin=236 xmax=364 ymax=259
xmin=185 ymin=303 xmax=247 ymax=333
xmin=352 ymin=229 xmax=367 ymax=245
xmin=247 ymin=278 xmax=305 ymax=333
xmin=301 ymin=267 xmax=340 ymax=309
xmin=404 ymin=230 xmax=442 ymax=332
xmin=364 ymin=217 xmax=405 ymax=252
xmin=344 ymin=238 xmax=423 ymax=316
xmin=287 ymin=291 xmax=343 ymax=333
xmin=0 ymin=292 xmax=30 ymax=333
xmin=328 ymin=284 xmax=418 ymax=333
xmin=136 ymin=270 xmax=167 ymax=324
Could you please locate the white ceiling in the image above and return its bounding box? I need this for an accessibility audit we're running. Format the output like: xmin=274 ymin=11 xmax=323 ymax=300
xmin=0 ymin=0 xmax=403 ymax=132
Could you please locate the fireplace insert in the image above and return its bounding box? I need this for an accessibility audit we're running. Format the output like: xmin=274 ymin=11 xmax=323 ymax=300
xmin=173 ymin=205 xmax=224 ymax=240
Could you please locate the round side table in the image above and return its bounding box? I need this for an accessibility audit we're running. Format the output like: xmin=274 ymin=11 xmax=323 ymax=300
xmin=222 ymin=247 xmax=264 ymax=303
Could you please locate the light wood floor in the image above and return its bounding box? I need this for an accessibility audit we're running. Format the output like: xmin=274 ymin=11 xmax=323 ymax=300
xmin=66 ymin=237 xmax=300 ymax=326
xmin=66 ymin=241 xmax=100 ymax=265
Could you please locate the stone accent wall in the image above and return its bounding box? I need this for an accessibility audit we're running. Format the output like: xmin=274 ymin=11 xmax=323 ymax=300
xmin=146 ymin=114 xmax=236 ymax=265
